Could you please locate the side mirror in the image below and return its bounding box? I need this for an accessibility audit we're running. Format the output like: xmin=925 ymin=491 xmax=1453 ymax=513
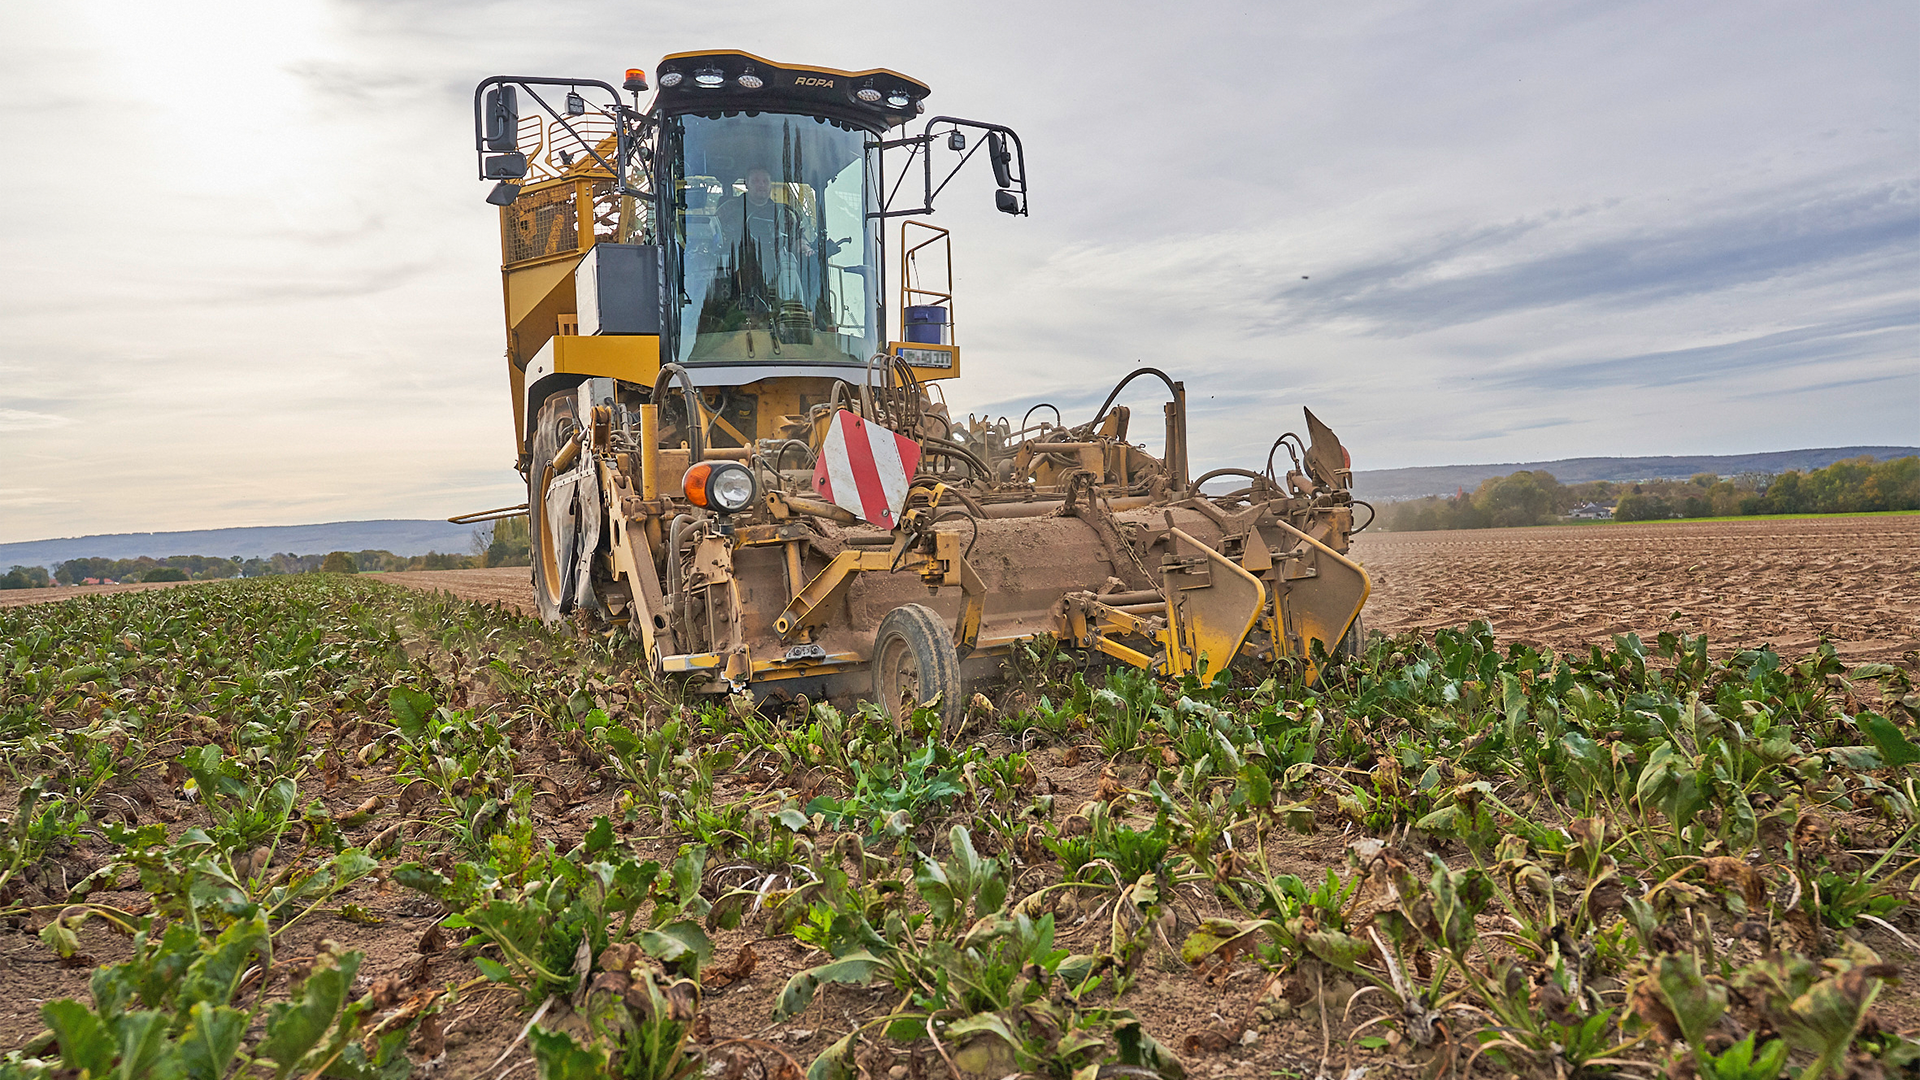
xmin=486 ymin=182 xmax=522 ymax=206
xmin=986 ymin=131 xmax=1013 ymax=188
xmin=483 ymin=152 xmax=528 ymax=179
xmin=484 ymin=85 xmax=519 ymax=152
xmin=995 ymin=190 xmax=1020 ymax=215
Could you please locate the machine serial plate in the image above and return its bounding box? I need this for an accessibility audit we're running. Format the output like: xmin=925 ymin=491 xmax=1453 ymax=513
xmin=895 ymin=347 xmax=953 ymax=369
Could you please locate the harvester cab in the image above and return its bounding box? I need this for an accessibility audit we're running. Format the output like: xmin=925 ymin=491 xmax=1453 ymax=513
xmin=461 ymin=52 xmax=1370 ymax=729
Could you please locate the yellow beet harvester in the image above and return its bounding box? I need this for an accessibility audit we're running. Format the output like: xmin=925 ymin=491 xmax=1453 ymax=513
xmin=458 ymin=51 xmax=1371 ymax=728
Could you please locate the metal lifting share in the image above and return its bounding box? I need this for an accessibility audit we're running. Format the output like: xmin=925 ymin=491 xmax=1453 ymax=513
xmin=458 ymin=50 xmax=1371 ymax=730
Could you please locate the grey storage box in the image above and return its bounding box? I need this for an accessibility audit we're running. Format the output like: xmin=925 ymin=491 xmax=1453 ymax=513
xmin=575 ymin=243 xmax=661 ymax=335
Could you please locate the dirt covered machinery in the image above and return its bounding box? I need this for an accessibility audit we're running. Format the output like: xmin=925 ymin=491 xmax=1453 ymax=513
xmin=460 ymin=51 xmax=1370 ymax=727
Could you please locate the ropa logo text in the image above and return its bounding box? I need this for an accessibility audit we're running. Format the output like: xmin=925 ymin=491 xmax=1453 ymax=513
xmin=794 ymin=76 xmax=834 ymax=87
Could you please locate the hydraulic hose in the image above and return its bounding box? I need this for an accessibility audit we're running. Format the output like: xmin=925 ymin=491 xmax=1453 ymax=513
xmin=769 ymin=439 xmax=813 ymax=472
xmin=651 ymin=363 xmax=705 ymax=465
xmin=1087 ymin=366 xmax=1180 ymax=428
xmin=908 ymin=477 xmax=987 ymax=517
xmin=919 ymin=438 xmax=992 ymax=478
xmin=665 ymin=514 xmax=694 ymax=611
xmin=932 ymin=508 xmax=981 ymax=559
xmin=1264 ymin=433 xmax=1304 ymax=484
xmin=1193 ymin=467 xmax=1267 ymax=490
xmin=1021 ymin=403 xmax=1061 ymax=434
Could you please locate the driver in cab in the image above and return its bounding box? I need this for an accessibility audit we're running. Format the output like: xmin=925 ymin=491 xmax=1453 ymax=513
xmin=718 ymin=166 xmax=813 ymax=273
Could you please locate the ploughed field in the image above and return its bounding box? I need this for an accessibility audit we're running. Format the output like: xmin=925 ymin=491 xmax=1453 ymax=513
xmin=1 ymin=537 xmax=1916 ymax=1079
xmin=370 ymin=568 xmax=537 ymax=614
xmin=1353 ymin=514 xmax=1920 ymax=667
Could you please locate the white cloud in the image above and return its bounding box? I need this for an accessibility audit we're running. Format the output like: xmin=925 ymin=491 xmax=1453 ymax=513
xmin=0 ymin=487 xmax=63 ymax=508
xmin=0 ymin=409 xmax=70 ymax=432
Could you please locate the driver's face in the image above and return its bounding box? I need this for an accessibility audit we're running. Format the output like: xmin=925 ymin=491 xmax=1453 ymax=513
xmin=745 ymin=169 xmax=772 ymax=201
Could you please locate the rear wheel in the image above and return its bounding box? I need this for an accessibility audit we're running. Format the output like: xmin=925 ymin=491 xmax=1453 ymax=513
xmin=872 ymin=604 xmax=964 ymax=736
xmin=529 ymin=393 xmax=583 ymax=624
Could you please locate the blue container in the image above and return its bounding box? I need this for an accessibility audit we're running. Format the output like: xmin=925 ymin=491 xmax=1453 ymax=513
xmin=904 ymin=305 xmax=948 ymax=344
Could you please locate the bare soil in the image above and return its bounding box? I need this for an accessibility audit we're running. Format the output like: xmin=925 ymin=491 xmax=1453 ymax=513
xmin=1351 ymin=515 xmax=1920 ymax=666
xmin=369 ymin=568 xmax=533 ymax=614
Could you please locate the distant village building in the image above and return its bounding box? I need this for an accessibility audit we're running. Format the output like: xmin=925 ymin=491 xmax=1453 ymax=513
xmin=1568 ymin=503 xmax=1613 ymax=520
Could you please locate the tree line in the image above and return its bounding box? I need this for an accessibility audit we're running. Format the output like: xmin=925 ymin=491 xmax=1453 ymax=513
xmin=2 ymin=518 xmax=534 ymax=589
xmin=1380 ymin=454 xmax=1919 ymax=531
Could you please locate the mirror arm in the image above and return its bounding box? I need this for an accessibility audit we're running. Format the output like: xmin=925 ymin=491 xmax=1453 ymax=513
xmin=472 ymin=76 xmax=631 ymax=186
xmin=872 ymin=134 xmax=928 ymax=217
xmin=520 ymin=83 xmax=623 ymax=181
xmin=926 ymin=137 xmax=991 ymax=204
xmin=870 ymin=116 xmax=1028 ymax=218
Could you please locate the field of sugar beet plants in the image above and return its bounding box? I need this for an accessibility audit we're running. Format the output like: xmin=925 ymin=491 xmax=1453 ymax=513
xmin=0 ymin=575 xmax=1914 ymax=1080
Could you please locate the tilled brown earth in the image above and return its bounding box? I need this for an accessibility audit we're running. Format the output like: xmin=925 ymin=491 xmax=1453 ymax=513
xmin=1351 ymin=514 xmax=1920 ymax=666
xmin=369 ymin=567 xmax=533 ymax=614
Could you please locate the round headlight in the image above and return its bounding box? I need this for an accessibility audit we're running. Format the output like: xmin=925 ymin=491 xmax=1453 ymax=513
xmin=693 ymin=67 xmax=725 ymax=88
xmin=737 ymin=72 xmax=763 ymax=89
xmin=682 ymin=461 xmax=757 ymax=514
xmin=885 ymin=91 xmax=910 ymax=109
xmin=855 ymin=86 xmax=882 ymax=103
xmin=658 ymin=71 xmax=683 ymax=88
xmin=710 ymin=464 xmax=756 ymax=512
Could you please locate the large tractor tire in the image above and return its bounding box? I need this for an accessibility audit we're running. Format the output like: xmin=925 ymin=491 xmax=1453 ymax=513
xmin=528 ymin=393 xmax=584 ymax=625
xmin=871 ymin=604 xmax=964 ymax=736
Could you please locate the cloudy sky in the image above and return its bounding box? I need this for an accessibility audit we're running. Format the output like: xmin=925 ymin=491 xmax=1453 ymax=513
xmin=2 ymin=0 xmax=1914 ymax=542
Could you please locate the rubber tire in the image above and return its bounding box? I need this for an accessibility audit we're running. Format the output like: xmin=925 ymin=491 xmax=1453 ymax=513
xmin=1335 ymin=613 xmax=1366 ymax=662
xmin=871 ymin=603 xmax=964 ymax=737
xmin=528 ymin=393 xmax=582 ymax=625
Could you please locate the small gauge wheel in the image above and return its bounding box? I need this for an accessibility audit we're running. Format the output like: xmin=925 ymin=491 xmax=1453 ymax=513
xmin=871 ymin=603 xmax=964 ymax=737
xmin=1335 ymin=613 xmax=1366 ymax=661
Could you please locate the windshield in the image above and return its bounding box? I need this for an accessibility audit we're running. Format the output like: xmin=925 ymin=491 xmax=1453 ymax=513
xmin=667 ymin=112 xmax=878 ymax=366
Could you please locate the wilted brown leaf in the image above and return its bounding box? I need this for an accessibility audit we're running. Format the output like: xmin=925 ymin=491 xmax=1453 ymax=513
xmin=589 ymin=970 xmax=631 ymax=997
xmin=1698 ymin=856 xmax=1767 ymax=912
xmin=703 ymin=943 xmax=758 ymax=988
xmin=339 ymin=794 xmax=382 ymax=827
xmin=1181 ymin=1024 xmax=1243 ymax=1054
xmin=598 ymin=941 xmax=641 ymax=975
xmin=1630 ymin=977 xmax=1685 ymax=1043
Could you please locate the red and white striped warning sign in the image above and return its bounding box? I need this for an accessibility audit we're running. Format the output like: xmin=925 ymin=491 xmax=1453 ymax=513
xmin=811 ymin=410 xmax=921 ymax=529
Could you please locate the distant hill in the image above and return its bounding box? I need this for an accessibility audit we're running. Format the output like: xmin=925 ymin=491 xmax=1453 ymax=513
xmin=1354 ymin=446 xmax=1920 ymax=502
xmin=0 ymin=519 xmax=483 ymax=572
xmin=6 ymin=446 xmax=1915 ymax=568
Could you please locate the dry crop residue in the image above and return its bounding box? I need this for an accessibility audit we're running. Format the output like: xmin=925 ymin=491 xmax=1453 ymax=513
xmin=1353 ymin=514 xmax=1920 ymax=666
